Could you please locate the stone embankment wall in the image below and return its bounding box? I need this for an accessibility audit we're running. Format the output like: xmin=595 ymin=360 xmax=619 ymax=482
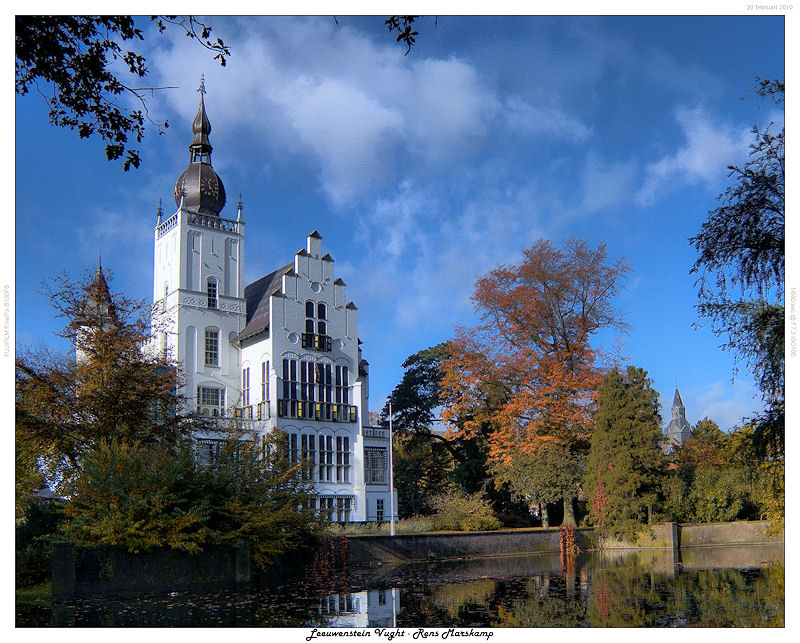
xmin=346 ymin=521 xmax=779 ymax=565
xmin=346 ymin=527 xmax=596 ymax=565
xmin=600 ymin=520 xmax=776 ymax=550
xmin=52 ymin=541 xmax=251 ymax=599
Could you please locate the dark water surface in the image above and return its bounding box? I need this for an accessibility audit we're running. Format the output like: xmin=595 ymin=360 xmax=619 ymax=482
xmin=17 ymin=544 xmax=783 ymax=627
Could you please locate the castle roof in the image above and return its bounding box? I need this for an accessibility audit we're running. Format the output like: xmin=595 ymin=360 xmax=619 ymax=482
xmin=238 ymin=262 xmax=293 ymax=342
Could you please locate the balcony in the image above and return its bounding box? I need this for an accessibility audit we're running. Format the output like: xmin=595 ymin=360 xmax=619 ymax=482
xmin=198 ymin=405 xmax=270 ymax=423
xmin=301 ymin=332 xmax=332 ymax=352
xmin=277 ymin=399 xmax=357 ymax=423
xmin=362 ymin=427 xmax=389 ymax=440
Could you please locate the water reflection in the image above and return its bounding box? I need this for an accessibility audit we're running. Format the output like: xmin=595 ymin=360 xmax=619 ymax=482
xmin=22 ymin=544 xmax=783 ymax=627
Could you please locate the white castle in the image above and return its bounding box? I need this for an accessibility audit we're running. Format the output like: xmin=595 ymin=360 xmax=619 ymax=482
xmin=147 ymin=80 xmax=394 ymax=522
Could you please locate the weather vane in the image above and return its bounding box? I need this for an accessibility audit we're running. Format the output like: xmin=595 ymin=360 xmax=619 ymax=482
xmin=198 ymin=73 xmax=206 ymax=95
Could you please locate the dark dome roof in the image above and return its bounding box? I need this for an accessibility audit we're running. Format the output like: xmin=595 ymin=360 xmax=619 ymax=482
xmin=174 ymin=163 xmax=226 ymax=215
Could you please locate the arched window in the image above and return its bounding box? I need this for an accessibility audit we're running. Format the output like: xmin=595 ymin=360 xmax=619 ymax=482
xmin=207 ymin=278 xmax=218 ymax=309
xmin=205 ymin=328 xmax=219 ymax=366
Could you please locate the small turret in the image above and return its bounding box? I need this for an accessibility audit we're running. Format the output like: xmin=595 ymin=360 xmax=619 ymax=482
xmin=74 ymin=261 xmax=119 ymax=363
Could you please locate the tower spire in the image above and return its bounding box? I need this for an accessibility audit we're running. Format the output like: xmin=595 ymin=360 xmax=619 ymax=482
xmin=172 ymin=75 xmax=226 ymax=215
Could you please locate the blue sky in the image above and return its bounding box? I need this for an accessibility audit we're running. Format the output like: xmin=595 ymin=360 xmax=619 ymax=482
xmin=13 ymin=13 xmax=786 ymax=431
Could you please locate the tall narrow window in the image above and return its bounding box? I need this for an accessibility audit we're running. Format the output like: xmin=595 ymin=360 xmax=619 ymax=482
xmin=303 ymin=300 xmax=331 ymax=351
xmin=376 ymin=499 xmax=385 ymax=522
xmin=305 ymin=301 xmax=315 ymax=334
xmin=335 ymin=365 xmax=349 ymax=404
xmin=205 ymin=328 xmax=219 ymax=366
xmin=242 ymin=367 xmax=250 ymax=406
xmin=261 ymin=361 xmax=268 ymax=401
xmin=319 ymin=435 xmax=334 ymax=482
xmin=207 ymin=278 xmax=217 ymax=308
xmin=336 ymin=436 xmax=350 ymax=483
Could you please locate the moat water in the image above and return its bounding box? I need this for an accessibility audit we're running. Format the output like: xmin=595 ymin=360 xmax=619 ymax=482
xmin=17 ymin=544 xmax=783 ymax=628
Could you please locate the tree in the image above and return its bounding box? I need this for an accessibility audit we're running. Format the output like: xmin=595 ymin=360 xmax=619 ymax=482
xmin=15 ymin=267 xmax=195 ymax=499
xmin=584 ymin=366 xmax=664 ymax=540
xmin=392 ymin=431 xmax=454 ymax=517
xmin=678 ymin=418 xmax=727 ymax=470
xmin=429 ymin=489 xmax=501 ymax=532
xmin=204 ymin=432 xmax=324 ymax=569
xmin=61 ymin=439 xmax=213 ymax=553
xmin=690 ymin=78 xmax=784 ymax=457
xmin=15 ymin=16 xmax=229 ymax=170
xmin=441 ymin=238 xmax=630 ymax=526
xmin=381 ymin=343 xmax=450 ymax=434
xmin=489 ymin=445 xmax=583 ymax=528
xmin=382 ymin=343 xmax=524 ymax=522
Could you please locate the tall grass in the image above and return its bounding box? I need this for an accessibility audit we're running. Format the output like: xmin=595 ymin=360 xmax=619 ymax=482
xmin=324 ymin=516 xmax=435 ymax=536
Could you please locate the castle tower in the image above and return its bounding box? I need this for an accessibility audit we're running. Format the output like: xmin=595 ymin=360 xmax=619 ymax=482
xmin=152 ymin=77 xmax=246 ymax=416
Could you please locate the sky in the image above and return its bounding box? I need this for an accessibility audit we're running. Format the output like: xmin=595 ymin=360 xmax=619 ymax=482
xmin=11 ymin=11 xmax=788 ymax=432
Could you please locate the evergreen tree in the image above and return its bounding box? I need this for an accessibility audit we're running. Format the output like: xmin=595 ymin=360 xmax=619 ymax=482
xmin=585 ymin=366 xmax=663 ymax=539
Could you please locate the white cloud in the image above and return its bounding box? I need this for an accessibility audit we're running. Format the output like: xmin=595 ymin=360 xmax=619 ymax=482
xmin=578 ymin=154 xmax=637 ymax=215
xmin=636 ymin=107 xmax=751 ymax=206
xmin=141 ymin=17 xmax=593 ymax=210
xmin=678 ymin=380 xmax=760 ymax=432
xmin=504 ymin=96 xmax=592 ymax=143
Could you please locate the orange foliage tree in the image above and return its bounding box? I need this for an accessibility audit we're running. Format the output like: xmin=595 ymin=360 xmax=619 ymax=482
xmin=441 ymin=238 xmax=630 ymax=525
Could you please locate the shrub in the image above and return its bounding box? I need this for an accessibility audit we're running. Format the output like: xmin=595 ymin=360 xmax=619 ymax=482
xmin=430 ymin=489 xmax=500 ymax=532
xmin=16 ymin=501 xmax=66 ymax=588
xmin=60 ymin=434 xmax=324 ymax=570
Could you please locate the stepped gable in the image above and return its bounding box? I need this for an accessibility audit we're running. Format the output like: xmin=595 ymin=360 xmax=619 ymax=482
xmin=238 ymin=262 xmax=293 ymax=341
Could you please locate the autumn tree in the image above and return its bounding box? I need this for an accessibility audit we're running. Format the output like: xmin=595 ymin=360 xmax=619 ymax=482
xmin=15 ymin=266 xmax=196 ymax=501
xmin=441 ymin=238 xmax=630 ymax=526
xmin=584 ymin=366 xmax=663 ymax=539
xmin=382 ymin=343 xmax=524 ymax=522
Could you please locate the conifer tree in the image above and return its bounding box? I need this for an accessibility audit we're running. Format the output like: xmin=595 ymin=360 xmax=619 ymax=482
xmin=585 ymin=366 xmax=663 ymax=539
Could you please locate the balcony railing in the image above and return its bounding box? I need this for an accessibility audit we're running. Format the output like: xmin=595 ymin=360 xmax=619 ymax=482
xmin=199 ymin=405 xmax=269 ymax=421
xmin=277 ymin=399 xmax=357 ymax=423
xmin=301 ymin=332 xmax=332 ymax=352
xmin=362 ymin=427 xmax=388 ymax=439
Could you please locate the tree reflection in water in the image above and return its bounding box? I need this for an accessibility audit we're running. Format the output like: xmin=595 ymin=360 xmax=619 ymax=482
xmin=23 ymin=545 xmax=782 ymax=627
